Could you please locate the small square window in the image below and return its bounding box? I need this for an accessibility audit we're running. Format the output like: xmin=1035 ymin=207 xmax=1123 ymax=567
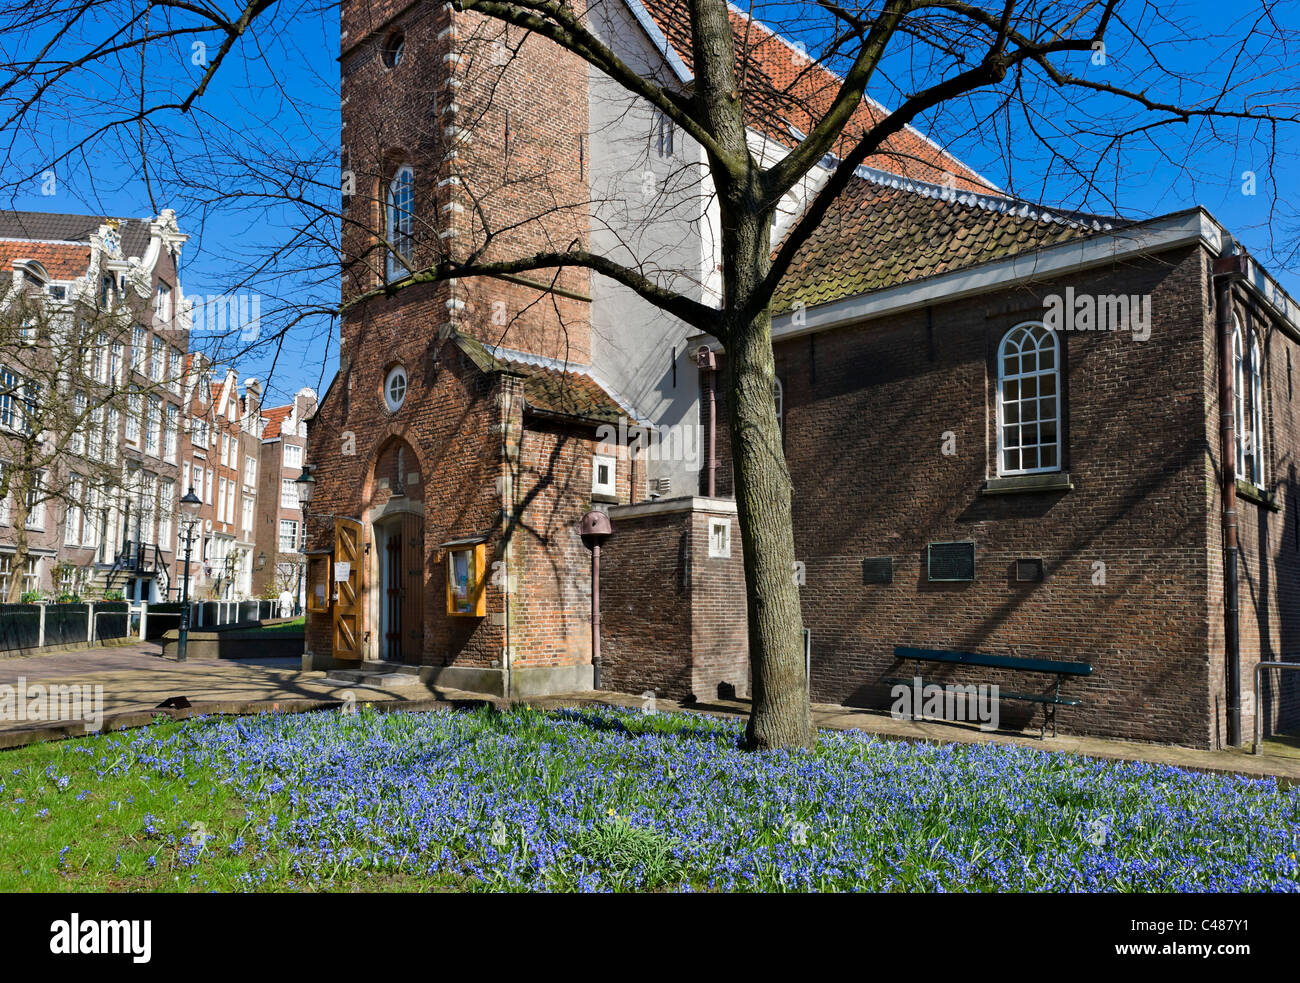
xmin=592 ymin=454 xmax=616 ymax=498
xmin=708 ymin=518 xmax=731 ymax=558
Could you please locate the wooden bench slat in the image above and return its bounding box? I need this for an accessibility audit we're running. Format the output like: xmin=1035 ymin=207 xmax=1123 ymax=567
xmin=894 ymin=646 xmax=1092 ymax=676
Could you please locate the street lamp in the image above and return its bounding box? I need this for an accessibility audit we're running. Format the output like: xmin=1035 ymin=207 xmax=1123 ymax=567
xmin=176 ymin=488 xmax=202 ymax=662
xmin=294 ymin=467 xmax=316 ymax=616
xmin=294 ymin=466 xmax=316 ymax=510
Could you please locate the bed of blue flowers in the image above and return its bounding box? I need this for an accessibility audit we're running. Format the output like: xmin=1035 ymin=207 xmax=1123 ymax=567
xmin=48 ymin=702 xmax=1291 ymax=892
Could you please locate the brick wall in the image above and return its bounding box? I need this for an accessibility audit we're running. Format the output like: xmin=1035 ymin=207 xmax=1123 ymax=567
xmin=600 ymin=499 xmax=749 ymax=703
xmin=707 ymin=246 xmax=1232 ymax=745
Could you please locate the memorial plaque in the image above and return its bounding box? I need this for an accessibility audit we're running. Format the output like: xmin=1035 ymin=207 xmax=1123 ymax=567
xmin=862 ymin=557 xmax=893 ymax=584
xmin=927 ymin=542 xmax=975 ymax=581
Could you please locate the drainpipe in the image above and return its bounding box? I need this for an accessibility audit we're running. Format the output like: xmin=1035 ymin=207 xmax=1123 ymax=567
xmin=1215 ymin=238 xmax=1248 ymax=746
xmin=579 ymin=510 xmax=613 ymax=691
xmin=697 ymin=346 xmax=718 ymax=497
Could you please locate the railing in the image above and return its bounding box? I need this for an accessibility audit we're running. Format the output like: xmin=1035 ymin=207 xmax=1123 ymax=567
xmin=0 ymin=598 xmax=301 ymax=652
xmin=1253 ymin=661 xmax=1300 ymax=753
xmin=116 ymin=540 xmax=167 ymax=574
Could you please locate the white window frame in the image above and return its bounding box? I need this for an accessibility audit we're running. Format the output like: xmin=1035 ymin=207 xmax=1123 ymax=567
xmin=708 ymin=517 xmax=731 ymax=558
xmin=592 ymin=454 xmax=616 ymax=498
xmin=155 ymin=282 xmax=172 ymax=324
xmin=0 ymin=367 xmax=20 ymax=431
xmin=164 ymin=404 xmax=178 ymax=462
xmin=145 ymin=395 xmax=161 ymax=457
xmin=1233 ymin=315 xmax=1266 ymax=489
xmin=279 ymin=518 xmax=299 ymax=553
xmin=384 ymin=365 xmax=408 ymax=413
xmin=284 ymin=443 xmax=303 ymax=469
xmin=244 ymin=454 xmax=258 ymax=488
xmin=386 ymin=165 xmax=414 ymax=281
xmin=281 ymin=477 xmax=298 ymax=510
xmin=996 ymin=321 xmax=1062 ymax=477
xmin=26 ymin=472 xmax=45 ymax=530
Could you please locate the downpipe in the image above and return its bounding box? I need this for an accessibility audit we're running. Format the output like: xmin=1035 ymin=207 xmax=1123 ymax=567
xmin=1214 ymin=240 xmax=1247 ymax=746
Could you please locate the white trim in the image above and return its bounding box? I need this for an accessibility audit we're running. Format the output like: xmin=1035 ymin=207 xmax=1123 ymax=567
xmin=592 ymin=454 xmax=617 ymax=497
xmin=621 ymin=0 xmax=693 ymax=83
xmin=607 ymin=495 xmax=738 ymax=519
xmin=383 ymin=363 xmax=408 ymax=413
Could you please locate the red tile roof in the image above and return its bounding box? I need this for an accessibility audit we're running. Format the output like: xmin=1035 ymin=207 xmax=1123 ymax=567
xmin=261 ymin=405 xmax=294 ymax=439
xmin=0 ymin=241 xmax=91 ymax=280
xmin=637 ymin=0 xmax=996 ymax=192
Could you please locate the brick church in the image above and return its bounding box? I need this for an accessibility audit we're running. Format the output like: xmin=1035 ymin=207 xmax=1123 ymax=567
xmin=304 ymin=0 xmax=1300 ymax=749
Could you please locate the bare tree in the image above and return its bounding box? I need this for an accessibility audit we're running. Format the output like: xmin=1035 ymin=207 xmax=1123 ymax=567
xmin=2 ymin=1 xmax=1296 ymax=746
xmin=0 ymin=286 xmax=178 ymax=601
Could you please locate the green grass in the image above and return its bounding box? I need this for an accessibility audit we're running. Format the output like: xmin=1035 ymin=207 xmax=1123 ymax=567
xmin=250 ymin=617 xmax=304 ymax=634
xmin=0 ymin=719 xmax=460 ymax=892
xmin=1 ymin=705 xmax=1296 ymax=892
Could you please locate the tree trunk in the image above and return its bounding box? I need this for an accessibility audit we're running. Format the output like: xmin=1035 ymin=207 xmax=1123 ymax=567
xmin=727 ymin=310 xmax=814 ymax=750
xmin=7 ymin=489 xmax=30 ymax=604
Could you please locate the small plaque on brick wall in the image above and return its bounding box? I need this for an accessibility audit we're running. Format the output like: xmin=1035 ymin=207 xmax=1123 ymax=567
xmin=1015 ymin=557 xmax=1045 ymax=582
xmin=862 ymin=557 xmax=893 ymax=584
xmin=927 ymin=541 xmax=975 ymax=582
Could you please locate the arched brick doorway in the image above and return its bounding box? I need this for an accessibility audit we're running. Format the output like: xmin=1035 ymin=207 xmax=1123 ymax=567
xmin=365 ymin=437 xmax=424 ymax=663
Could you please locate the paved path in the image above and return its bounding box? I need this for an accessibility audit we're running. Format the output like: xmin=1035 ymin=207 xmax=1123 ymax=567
xmin=1 ymin=642 xmax=1297 ymax=783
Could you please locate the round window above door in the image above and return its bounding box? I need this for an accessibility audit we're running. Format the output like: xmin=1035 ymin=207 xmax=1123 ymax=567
xmin=384 ymin=365 xmax=407 ymax=413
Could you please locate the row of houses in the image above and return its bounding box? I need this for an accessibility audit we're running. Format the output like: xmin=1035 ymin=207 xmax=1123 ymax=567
xmin=0 ymin=209 xmax=316 ymax=606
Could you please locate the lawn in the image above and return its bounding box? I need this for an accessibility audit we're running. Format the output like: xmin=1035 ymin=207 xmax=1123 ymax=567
xmin=250 ymin=617 xmax=304 ymax=634
xmin=0 ymin=704 xmax=1297 ymax=892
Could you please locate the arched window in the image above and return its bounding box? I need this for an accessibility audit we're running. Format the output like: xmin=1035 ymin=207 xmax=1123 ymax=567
xmin=773 ymin=376 xmax=784 ymax=433
xmin=382 ymin=30 xmax=405 ymax=69
xmin=1233 ymin=315 xmax=1265 ymax=487
xmin=997 ymin=322 xmax=1061 ymax=475
xmin=386 ymin=165 xmax=414 ymax=282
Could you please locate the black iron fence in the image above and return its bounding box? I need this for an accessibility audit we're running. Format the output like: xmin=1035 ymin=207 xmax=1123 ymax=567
xmin=0 ymin=598 xmax=301 ymax=653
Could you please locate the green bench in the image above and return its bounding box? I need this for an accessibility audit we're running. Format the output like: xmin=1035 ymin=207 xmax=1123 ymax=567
xmin=890 ymin=646 xmax=1093 ymax=739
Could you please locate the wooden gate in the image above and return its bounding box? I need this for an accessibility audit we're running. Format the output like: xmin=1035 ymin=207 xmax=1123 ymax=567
xmin=333 ymin=517 xmax=364 ymax=660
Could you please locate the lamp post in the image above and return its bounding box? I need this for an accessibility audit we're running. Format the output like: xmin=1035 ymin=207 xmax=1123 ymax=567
xmin=176 ymin=488 xmax=202 ymax=662
xmin=295 ymin=467 xmax=317 ymax=616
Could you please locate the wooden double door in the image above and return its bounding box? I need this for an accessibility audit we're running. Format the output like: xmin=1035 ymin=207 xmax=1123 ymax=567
xmin=332 ymin=514 xmax=424 ymax=662
xmin=381 ymin=513 xmax=425 ymax=662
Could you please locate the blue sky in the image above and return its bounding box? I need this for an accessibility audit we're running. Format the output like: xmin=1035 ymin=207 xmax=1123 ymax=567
xmin=3 ymin=0 xmax=1296 ymax=404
